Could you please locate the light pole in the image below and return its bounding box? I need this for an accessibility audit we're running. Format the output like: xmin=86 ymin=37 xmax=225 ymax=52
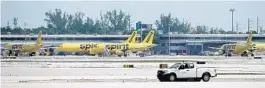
xmin=24 ymin=22 xmax=27 ymax=43
xmin=168 ymin=26 xmax=171 ymax=55
xmin=248 ymin=18 xmax=254 ymax=33
xmin=229 ymin=8 xmax=235 ymax=32
xmin=257 ymin=17 xmax=259 ymax=34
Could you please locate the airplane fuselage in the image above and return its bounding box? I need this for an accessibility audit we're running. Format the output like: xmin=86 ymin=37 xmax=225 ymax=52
xmin=4 ymin=44 xmax=41 ymax=52
xmin=56 ymin=43 xmax=155 ymax=55
xmin=219 ymin=43 xmax=265 ymax=55
xmin=56 ymin=43 xmax=105 ymax=54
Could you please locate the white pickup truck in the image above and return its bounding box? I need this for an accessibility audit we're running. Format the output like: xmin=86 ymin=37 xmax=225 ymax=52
xmin=157 ymin=62 xmax=217 ymax=82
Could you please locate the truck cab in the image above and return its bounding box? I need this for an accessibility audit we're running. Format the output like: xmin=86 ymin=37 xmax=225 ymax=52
xmin=157 ymin=62 xmax=217 ymax=82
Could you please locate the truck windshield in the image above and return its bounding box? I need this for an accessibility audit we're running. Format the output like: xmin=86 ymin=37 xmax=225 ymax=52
xmin=169 ymin=63 xmax=182 ymax=68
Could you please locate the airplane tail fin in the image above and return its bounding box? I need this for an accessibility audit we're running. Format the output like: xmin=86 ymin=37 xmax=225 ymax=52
xmin=246 ymin=31 xmax=253 ymax=47
xmin=125 ymin=31 xmax=137 ymax=43
xmin=36 ymin=31 xmax=43 ymax=46
xmin=141 ymin=30 xmax=155 ymax=44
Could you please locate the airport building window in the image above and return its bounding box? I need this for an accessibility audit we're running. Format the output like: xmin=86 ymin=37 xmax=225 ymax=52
xmin=160 ymin=36 xmax=257 ymax=41
xmin=56 ymin=38 xmax=65 ymax=40
xmin=30 ymin=37 xmax=37 ymax=41
xmin=66 ymin=37 xmax=73 ymax=40
xmin=253 ymin=37 xmax=265 ymax=40
xmin=1 ymin=38 xmax=6 ymax=40
xmin=75 ymin=38 xmax=85 ymax=40
xmin=15 ymin=37 xmax=25 ymax=41
xmin=170 ymin=43 xmax=185 ymax=46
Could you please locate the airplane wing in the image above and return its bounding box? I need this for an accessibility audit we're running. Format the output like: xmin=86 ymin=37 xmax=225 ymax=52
xmin=42 ymin=46 xmax=59 ymax=49
xmin=41 ymin=44 xmax=61 ymax=49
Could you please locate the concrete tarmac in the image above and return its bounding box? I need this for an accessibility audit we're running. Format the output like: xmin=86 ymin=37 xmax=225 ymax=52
xmin=2 ymin=82 xmax=265 ymax=88
xmin=2 ymin=56 xmax=265 ymax=88
xmin=3 ymin=75 xmax=265 ymax=83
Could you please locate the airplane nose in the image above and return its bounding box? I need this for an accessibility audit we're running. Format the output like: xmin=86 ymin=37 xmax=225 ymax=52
xmin=55 ymin=44 xmax=63 ymax=51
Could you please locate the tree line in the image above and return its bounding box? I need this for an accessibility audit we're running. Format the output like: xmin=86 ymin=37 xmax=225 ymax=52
xmin=1 ymin=9 xmax=255 ymax=35
xmin=1 ymin=9 xmax=132 ymax=35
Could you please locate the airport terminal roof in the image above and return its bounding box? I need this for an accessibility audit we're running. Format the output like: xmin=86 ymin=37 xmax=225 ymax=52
xmin=1 ymin=34 xmax=140 ymax=38
xmin=161 ymin=34 xmax=265 ymax=37
xmin=2 ymin=34 xmax=265 ymax=38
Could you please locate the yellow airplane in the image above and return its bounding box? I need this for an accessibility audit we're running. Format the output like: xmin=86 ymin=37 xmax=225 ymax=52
xmin=129 ymin=30 xmax=156 ymax=53
xmin=104 ymin=30 xmax=156 ymax=57
xmin=56 ymin=30 xmax=157 ymax=57
xmin=55 ymin=31 xmax=138 ymax=56
xmin=216 ymin=31 xmax=265 ymax=56
xmin=2 ymin=32 xmax=43 ymax=56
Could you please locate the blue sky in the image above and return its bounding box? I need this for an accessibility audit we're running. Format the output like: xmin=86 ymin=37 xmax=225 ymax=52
xmin=1 ymin=1 xmax=264 ymax=32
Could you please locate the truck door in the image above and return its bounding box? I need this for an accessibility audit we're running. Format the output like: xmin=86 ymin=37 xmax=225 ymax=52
xmin=178 ymin=63 xmax=196 ymax=78
xmin=177 ymin=64 xmax=187 ymax=78
xmin=184 ymin=63 xmax=196 ymax=78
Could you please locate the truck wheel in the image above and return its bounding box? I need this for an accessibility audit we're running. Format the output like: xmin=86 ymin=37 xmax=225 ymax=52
xmin=168 ymin=74 xmax=176 ymax=82
xmin=228 ymin=53 xmax=232 ymax=57
xmin=202 ymin=73 xmax=210 ymax=82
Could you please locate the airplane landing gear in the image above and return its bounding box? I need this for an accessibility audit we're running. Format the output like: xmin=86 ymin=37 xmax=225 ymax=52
xmin=8 ymin=50 xmax=12 ymax=56
xmin=29 ymin=52 xmax=36 ymax=56
xmin=117 ymin=53 xmax=127 ymax=57
xmin=139 ymin=52 xmax=145 ymax=57
xmin=250 ymin=50 xmax=254 ymax=57
xmin=225 ymin=53 xmax=232 ymax=57
xmin=241 ymin=51 xmax=248 ymax=57
xmin=123 ymin=51 xmax=128 ymax=57
xmin=124 ymin=53 xmax=127 ymax=57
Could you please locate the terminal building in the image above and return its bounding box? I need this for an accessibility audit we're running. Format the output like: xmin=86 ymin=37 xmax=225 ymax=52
xmin=1 ymin=34 xmax=265 ymax=55
xmin=156 ymin=34 xmax=265 ymax=55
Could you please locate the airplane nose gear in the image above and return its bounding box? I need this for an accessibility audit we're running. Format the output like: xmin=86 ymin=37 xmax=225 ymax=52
xmin=250 ymin=50 xmax=254 ymax=57
xmin=101 ymin=48 xmax=110 ymax=57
